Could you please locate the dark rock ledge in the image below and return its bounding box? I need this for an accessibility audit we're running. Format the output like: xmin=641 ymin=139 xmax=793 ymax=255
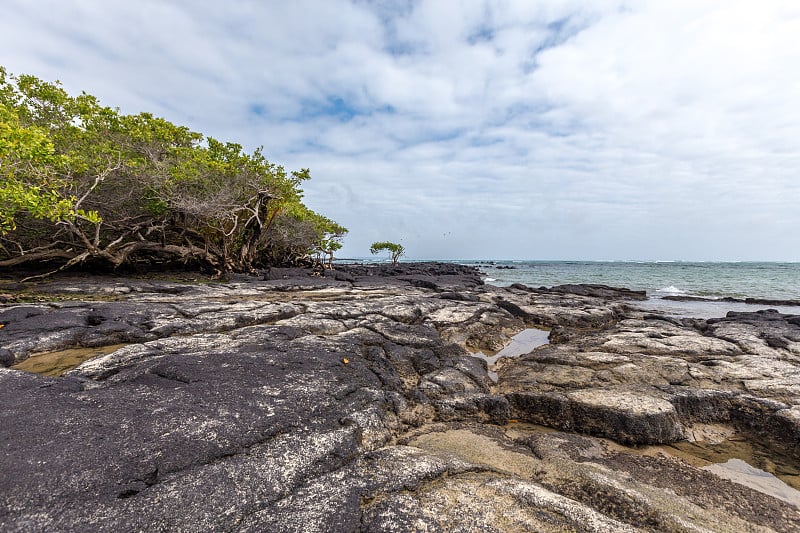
xmin=0 ymin=263 xmax=798 ymax=532
xmin=664 ymin=294 xmax=800 ymax=307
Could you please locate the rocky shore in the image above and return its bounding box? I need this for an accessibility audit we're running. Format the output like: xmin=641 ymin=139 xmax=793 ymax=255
xmin=1 ymin=263 xmax=799 ymax=532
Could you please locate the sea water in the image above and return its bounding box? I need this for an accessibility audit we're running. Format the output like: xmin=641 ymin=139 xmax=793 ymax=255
xmin=462 ymin=261 xmax=800 ymax=319
xmin=340 ymin=259 xmax=800 ymax=319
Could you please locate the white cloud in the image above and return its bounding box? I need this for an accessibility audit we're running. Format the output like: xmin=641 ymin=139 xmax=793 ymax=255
xmin=1 ymin=0 xmax=798 ymax=260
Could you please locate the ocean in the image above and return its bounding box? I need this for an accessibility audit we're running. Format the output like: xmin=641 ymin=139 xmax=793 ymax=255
xmin=460 ymin=260 xmax=800 ymax=319
xmin=339 ymin=258 xmax=800 ymax=318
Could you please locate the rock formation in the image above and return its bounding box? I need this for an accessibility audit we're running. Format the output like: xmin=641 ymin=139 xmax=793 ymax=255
xmin=0 ymin=264 xmax=798 ymax=531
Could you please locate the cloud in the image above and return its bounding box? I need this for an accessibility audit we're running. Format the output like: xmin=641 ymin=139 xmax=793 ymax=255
xmin=1 ymin=0 xmax=798 ymax=260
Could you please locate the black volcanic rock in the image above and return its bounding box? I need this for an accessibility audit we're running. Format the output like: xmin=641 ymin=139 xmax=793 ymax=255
xmin=664 ymin=295 xmax=800 ymax=307
xmin=0 ymin=348 xmax=13 ymax=367
xmin=338 ymin=262 xmax=484 ymax=289
xmin=1 ymin=268 xmax=798 ymax=531
xmin=547 ymin=283 xmax=647 ymax=300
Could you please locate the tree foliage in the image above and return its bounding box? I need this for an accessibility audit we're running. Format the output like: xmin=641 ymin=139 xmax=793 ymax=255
xmin=370 ymin=241 xmax=405 ymax=265
xmin=0 ymin=67 xmax=346 ymax=276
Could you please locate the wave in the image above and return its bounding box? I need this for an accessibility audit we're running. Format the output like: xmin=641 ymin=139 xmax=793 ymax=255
xmin=484 ymin=277 xmax=497 ymax=282
xmin=656 ymin=286 xmax=688 ymax=295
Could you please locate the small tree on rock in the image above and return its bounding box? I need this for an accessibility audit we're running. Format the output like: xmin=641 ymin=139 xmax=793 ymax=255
xmin=370 ymin=241 xmax=404 ymax=265
xmin=315 ymin=237 xmax=343 ymax=269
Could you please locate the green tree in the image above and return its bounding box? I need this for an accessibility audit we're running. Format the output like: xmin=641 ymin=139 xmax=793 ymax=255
xmin=0 ymin=67 xmax=99 ymax=237
xmin=370 ymin=241 xmax=405 ymax=265
xmin=0 ymin=67 xmax=345 ymax=277
xmin=312 ymin=215 xmax=347 ymax=269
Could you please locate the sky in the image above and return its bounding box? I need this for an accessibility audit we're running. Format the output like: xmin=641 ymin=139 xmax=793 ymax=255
xmin=1 ymin=0 xmax=799 ymax=261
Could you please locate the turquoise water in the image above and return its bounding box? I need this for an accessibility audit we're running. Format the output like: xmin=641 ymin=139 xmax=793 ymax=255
xmin=340 ymin=259 xmax=800 ymax=317
xmin=457 ymin=261 xmax=800 ymax=319
xmin=461 ymin=261 xmax=800 ymax=301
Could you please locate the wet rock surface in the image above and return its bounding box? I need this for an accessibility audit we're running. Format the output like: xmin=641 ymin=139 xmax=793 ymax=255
xmin=1 ymin=263 xmax=798 ymax=532
xmin=496 ymin=307 xmax=800 ymax=452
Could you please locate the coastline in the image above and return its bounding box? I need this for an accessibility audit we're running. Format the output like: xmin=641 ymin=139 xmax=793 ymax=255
xmin=1 ymin=263 xmax=799 ymax=531
xmin=464 ymin=259 xmax=800 ymax=320
xmin=637 ymin=296 xmax=800 ymax=320
xmin=466 ymin=259 xmax=800 ymax=297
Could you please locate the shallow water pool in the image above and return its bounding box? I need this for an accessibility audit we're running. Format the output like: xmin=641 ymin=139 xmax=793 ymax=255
xmin=11 ymin=344 xmax=129 ymax=377
xmin=471 ymin=328 xmax=550 ymax=381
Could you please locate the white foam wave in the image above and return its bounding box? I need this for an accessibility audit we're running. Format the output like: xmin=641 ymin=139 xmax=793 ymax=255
xmin=656 ymin=285 xmax=687 ymax=295
xmin=484 ymin=277 xmax=497 ymax=282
